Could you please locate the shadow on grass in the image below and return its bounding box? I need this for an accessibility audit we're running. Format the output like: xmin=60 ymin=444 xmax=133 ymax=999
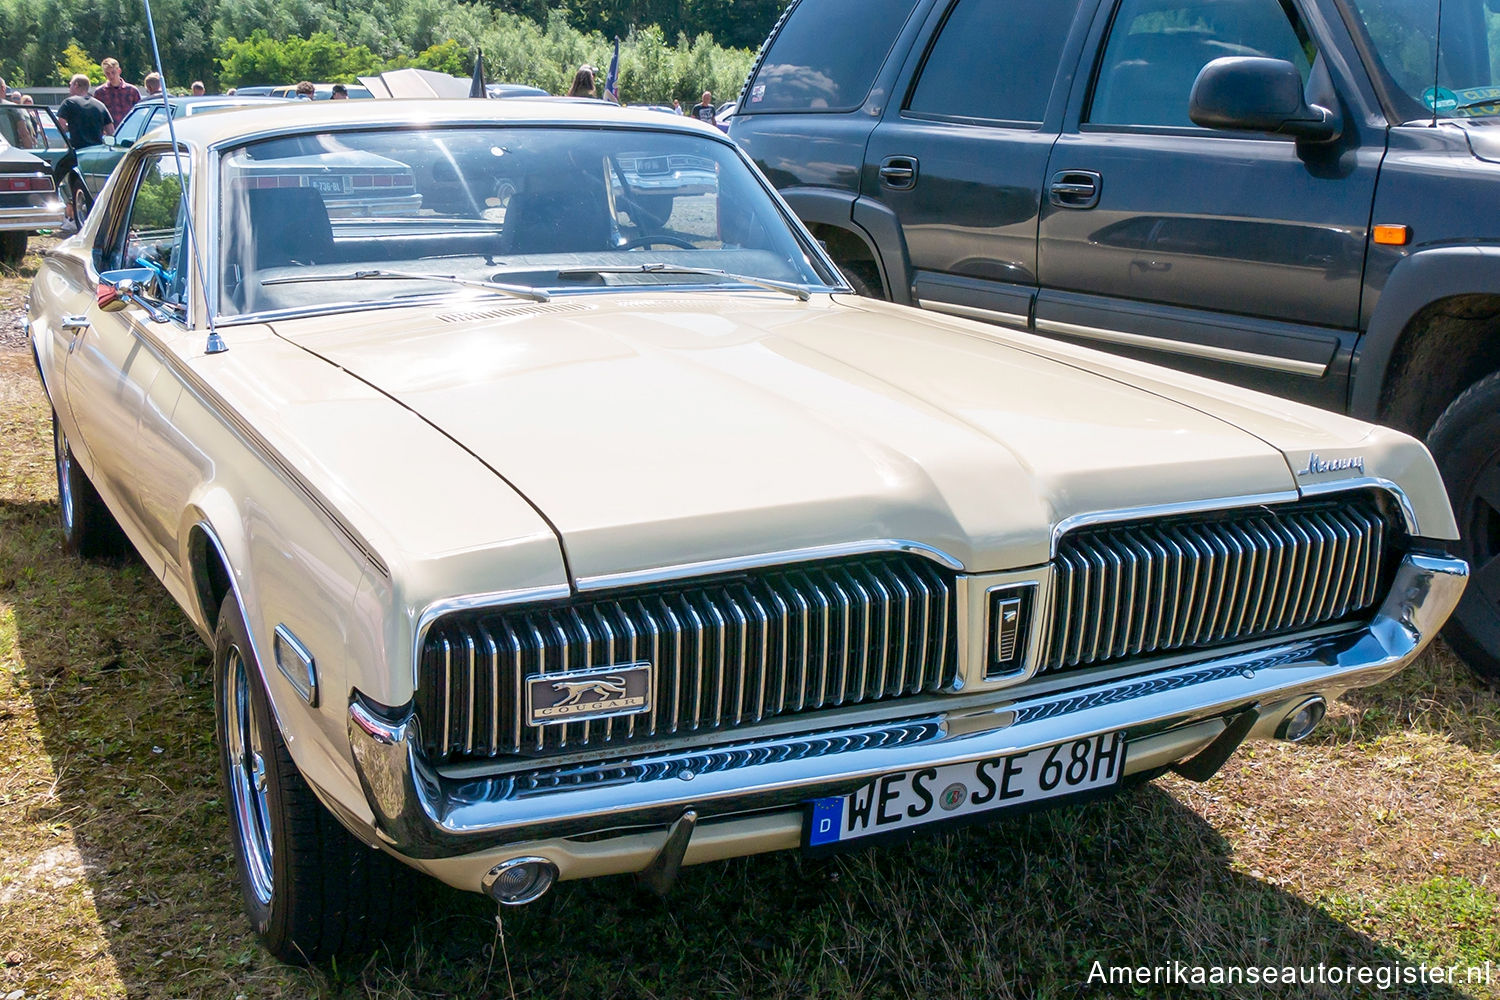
xmin=2 ymin=493 xmax=1492 ymax=1000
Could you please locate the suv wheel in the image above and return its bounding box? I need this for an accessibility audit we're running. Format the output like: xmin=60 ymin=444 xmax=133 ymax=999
xmin=836 ymin=261 xmax=881 ymax=298
xmin=1428 ymin=371 xmax=1500 ymax=683
xmin=214 ymin=591 xmax=415 ymax=962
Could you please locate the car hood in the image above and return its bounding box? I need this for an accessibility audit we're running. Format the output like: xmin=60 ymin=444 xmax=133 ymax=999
xmin=269 ymin=294 xmax=1377 ymax=580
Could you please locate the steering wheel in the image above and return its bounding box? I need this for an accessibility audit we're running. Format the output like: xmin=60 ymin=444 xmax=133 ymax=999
xmin=622 ymin=235 xmax=697 ymax=251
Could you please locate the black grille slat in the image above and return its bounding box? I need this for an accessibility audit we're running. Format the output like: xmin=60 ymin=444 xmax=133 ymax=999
xmin=418 ymin=555 xmax=959 ymax=762
xmin=1044 ymin=494 xmax=1399 ymax=674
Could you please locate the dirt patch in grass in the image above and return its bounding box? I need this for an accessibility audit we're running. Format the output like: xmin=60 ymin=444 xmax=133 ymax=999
xmin=0 ymin=274 xmax=1496 ymax=998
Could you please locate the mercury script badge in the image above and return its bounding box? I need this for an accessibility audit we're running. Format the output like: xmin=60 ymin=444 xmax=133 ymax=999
xmin=1296 ymin=452 xmax=1364 ymax=477
xmin=526 ymin=662 xmax=652 ymax=727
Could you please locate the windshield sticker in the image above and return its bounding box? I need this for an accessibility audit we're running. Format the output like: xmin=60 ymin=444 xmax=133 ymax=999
xmin=751 ymin=83 xmax=766 ymax=104
xmin=1450 ymin=86 xmax=1500 ymax=117
xmin=1422 ymin=87 xmax=1458 ymax=113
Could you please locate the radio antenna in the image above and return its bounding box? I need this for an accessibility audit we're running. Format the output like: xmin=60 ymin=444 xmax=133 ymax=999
xmin=1431 ymin=0 xmax=1443 ymax=127
xmin=141 ymin=0 xmax=225 ymax=353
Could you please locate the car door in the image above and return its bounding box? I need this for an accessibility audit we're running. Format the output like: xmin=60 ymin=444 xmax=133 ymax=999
xmin=862 ymin=0 xmax=1091 ymax=323
xmin=60 ymin=149 xmax=190 ymax=574
xmin=1034 ymin=0 xmax=1382 ymax=411
xmin=79 ymin=104 xmax=160 ymax=196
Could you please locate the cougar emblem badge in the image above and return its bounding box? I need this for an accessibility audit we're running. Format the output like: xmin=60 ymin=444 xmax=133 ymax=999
xmin=526 ymin=662 xmax=651 ymax=726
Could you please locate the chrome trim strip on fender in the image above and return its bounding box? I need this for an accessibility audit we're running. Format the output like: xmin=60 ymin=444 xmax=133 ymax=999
xmin=1034 ymin=317 xmax=1330 ymax=377
xmin=574 ymin=539 xmax=965 ymax=593
xmin=918 ymin=299 xmax=1031 ymax=330
xmin=348 ymin=553 xmax=1466 ymax=858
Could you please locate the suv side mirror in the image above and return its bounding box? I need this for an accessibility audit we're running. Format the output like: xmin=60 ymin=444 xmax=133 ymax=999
xmin=1189 ymin=57 xmax=1341 ymax=143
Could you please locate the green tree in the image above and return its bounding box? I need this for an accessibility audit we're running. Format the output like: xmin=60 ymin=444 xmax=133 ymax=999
xmin=54 ymin=43 xmax=100 ymax=85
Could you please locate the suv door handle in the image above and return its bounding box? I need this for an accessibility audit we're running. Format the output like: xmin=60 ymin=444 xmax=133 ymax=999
xmin=879 ymin=156 xmax=919 ymax=189
xmin=1048 ymin=170 xmax=1102 ymax=209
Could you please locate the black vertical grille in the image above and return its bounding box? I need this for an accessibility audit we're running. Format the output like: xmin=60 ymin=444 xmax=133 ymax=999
xmin=417 ymin=554 xmax=959 ymax=762
xmin=1045 ymin=494 xmax=1399 ymax=673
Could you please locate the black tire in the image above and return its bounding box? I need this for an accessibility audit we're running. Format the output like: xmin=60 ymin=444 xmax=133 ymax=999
xmin=836 ymin=260 xmax=882 ymax=298
xmin=213 ymin=592 xmax=415 ymax=963
xmin=52 ymin=410 xmax=127 ymax=558
xmin=1428 ymin=370 xmax=1500 ymax=683
xmin=68 ymin=179 xmax=92 ymax=226
xmin=0 ymin=230 xmax=26 ymax=267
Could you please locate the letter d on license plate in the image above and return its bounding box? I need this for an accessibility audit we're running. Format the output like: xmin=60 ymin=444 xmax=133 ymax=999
xmin=804 ymin=732 xmax=1126 ymax=851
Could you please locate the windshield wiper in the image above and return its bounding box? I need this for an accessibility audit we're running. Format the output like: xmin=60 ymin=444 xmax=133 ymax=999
xmin=1450 ymin=99 xmax=1500 ymax=114
xmin=261 ymin=268 xmax=550 ymax=303
xmin=555 ymin=263 xmax=811 ymax=301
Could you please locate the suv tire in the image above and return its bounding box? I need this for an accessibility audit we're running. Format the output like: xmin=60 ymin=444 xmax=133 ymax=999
xmin=1428 ymin=371 xmax=1500 ymax=683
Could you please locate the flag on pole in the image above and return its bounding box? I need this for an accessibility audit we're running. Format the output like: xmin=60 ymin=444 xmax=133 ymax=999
xmin=604 ymin=37 xmax=620 ymax=103
xmin=469 ymin=49 xmax=487 ymax=98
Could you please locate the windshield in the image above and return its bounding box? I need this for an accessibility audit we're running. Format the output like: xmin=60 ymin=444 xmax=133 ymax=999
xmin=217 ymin=124 xmax=835 ymax=317
xmin=1345 ymin=0 xmax=1500 ymax=118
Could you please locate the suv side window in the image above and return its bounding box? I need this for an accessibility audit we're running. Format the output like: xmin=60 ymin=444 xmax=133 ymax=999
xmin=1088 ymin=0 xmax=1313 ymax=128
xmin=907 ymin=0 xmax=1082 ymax=124
xmin=100 ymin=152 xmax=191 ymax=307
xmin=745 ymin=0 xmax=922 ymax=112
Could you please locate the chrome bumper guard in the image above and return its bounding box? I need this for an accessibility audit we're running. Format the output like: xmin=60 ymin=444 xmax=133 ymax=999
xmin=348 ymin=553 xmax=1466 ymax=860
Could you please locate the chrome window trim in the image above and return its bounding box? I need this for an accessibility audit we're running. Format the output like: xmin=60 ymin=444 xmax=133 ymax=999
xmin=574 ymin=539 xmax=964 ymax=593
xmin=1034 ymin=317 xmax=1330 ymax=377
xmin=919 ymin=299 xmax=1030 ymax=330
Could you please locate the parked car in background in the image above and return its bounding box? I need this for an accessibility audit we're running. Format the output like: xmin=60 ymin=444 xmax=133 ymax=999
xmin=713 ymin=101 xmax=737 ymax=132
xmin=487 ymin=83 xmax=550 ymax=98
xmin=0 ymin=104 xmax=67 ymax=264
xmin=69 ymin=96 xmax=289 ymax=220
xmin=28 ymin=100 xmax=1467 ymax=965
xmin=731 ymin=0 xmax=1500 ymax=682
xmin=270 ymin=83 xmax=374 ymax=100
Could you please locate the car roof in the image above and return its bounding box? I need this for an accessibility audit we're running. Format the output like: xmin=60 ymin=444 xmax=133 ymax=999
xmin=152 ymin=98 xmax=727 ymax=147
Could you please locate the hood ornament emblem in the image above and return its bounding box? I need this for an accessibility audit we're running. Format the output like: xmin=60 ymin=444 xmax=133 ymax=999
xmin=1297 ymin=452 xmax=1365 ymax=477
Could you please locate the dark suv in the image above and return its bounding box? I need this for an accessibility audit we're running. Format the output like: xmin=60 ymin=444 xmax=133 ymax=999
xmin=731 ymin=0 xmax=1500 ymax=682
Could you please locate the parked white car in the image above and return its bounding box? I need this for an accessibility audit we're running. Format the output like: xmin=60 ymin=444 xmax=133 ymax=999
xmin=26 ymin=100 xmax=1467 ymax=963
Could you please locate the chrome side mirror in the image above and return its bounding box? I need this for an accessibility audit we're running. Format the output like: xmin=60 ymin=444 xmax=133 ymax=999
xmin=97 ymin=267 xmax=170 ymax=321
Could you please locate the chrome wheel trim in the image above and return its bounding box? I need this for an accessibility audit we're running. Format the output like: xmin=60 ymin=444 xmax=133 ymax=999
xmin=54 ymin=422 xmax=75 ymax=533
xmin=226 ymin=646 xmax=275 ymax=906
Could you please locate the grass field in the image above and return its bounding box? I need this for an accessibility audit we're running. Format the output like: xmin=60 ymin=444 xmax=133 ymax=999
xmin=0 ymin=239 xmax=1496 ymax=999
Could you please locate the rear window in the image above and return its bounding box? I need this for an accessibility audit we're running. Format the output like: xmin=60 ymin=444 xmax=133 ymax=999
xmin=745 ymin=0 xmax=922 ymax=112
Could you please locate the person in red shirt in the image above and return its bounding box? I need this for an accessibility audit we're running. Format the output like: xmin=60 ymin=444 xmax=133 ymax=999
xmin=94 ymin=58 xmax=141 ymax=125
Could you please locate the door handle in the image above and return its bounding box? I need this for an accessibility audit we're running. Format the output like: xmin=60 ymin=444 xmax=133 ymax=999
xmin=1048 ymin=170 xmax=1102 ymax=209
xmin=62 ymin=314 xmax=90 ymax=352
xmin=879 ymin=156 xmax=919 ymax=189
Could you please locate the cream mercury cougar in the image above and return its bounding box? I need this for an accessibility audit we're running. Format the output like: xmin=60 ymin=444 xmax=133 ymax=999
xmin=25 ymin=101 xmax=1468 ymax=962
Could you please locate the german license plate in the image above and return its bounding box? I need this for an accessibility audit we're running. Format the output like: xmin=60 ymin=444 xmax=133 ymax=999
xmin=308 ymin=175 xmax=346 ymax=195
xmin=804 ymin=732 xmax=1126 ymax=852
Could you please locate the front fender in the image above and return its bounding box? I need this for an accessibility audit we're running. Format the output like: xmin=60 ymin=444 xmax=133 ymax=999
xmin=778 ymin=187 xmax=914 ymax=305
xmin=1351 ymin=245 xmax=1500 ymax=421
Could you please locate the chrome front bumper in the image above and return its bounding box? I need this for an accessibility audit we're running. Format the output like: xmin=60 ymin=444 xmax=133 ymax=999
xmin=348 ymin=553 xmax=1466 ymax=861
